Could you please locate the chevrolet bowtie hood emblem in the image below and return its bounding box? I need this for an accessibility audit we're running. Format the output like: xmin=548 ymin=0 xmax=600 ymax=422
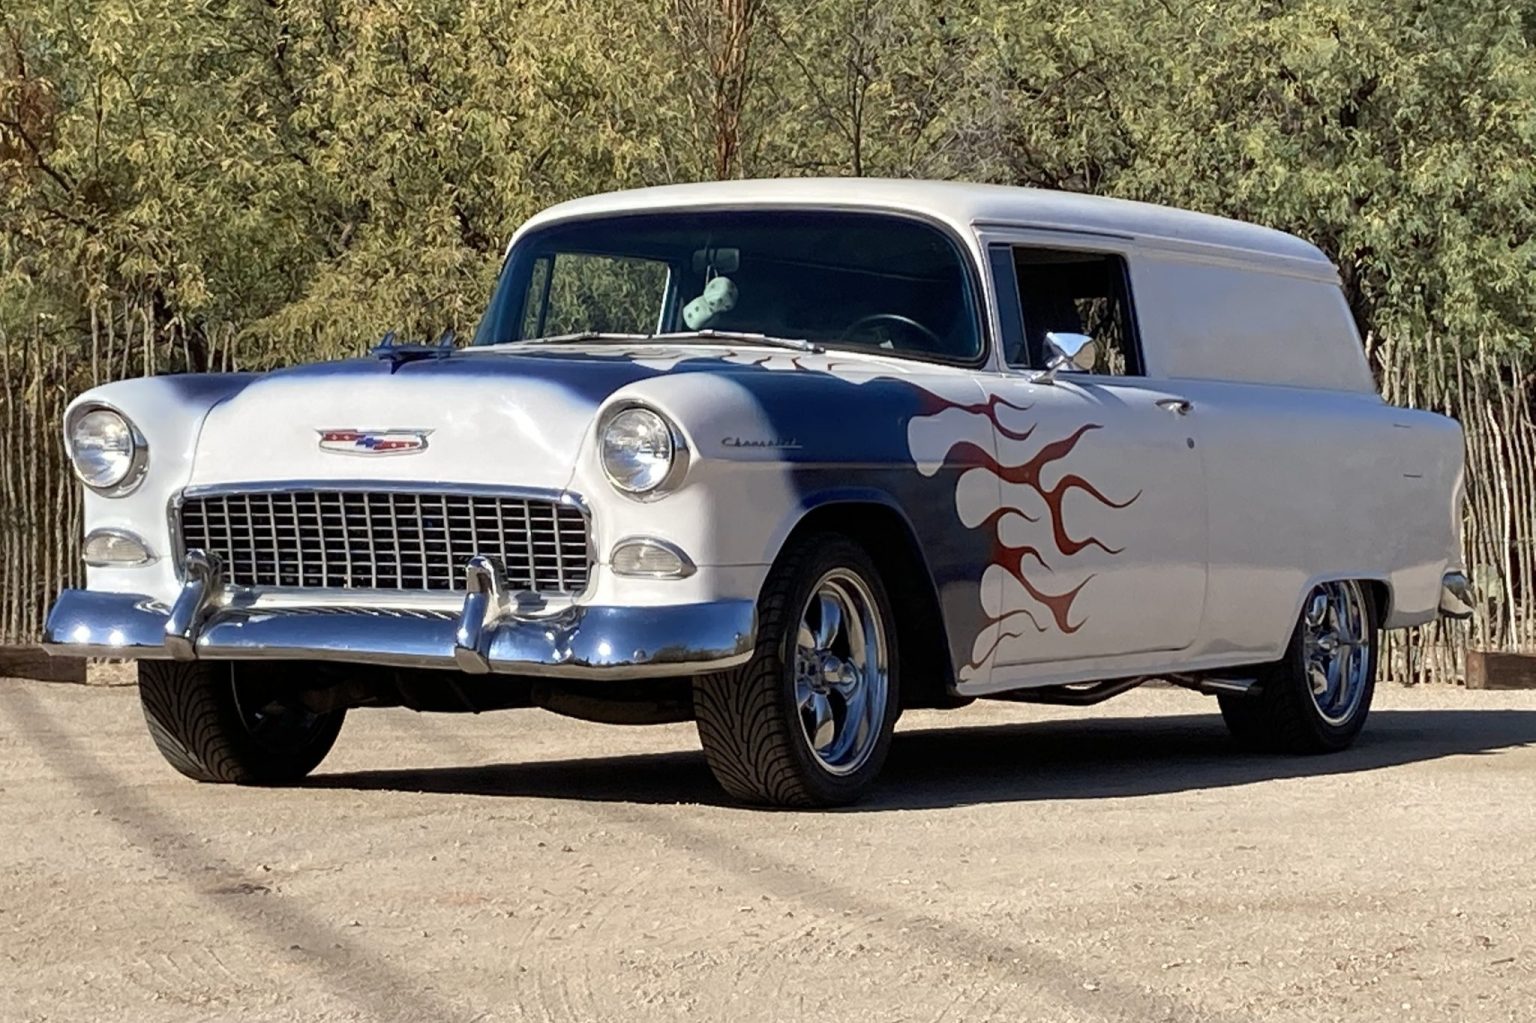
xmin=317 ymin=429 xmax=433 ymax=455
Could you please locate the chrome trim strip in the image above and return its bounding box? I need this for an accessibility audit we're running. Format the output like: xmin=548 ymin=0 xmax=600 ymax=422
xmin=179 ymin=479 xmax=586 ymax=503
xmin=220 ymin=588 xmax=468 ymax=610
xmin=42 ymin=589 xmax=756 ymax=679
xmin=1439 ymin=570 xmax=1475 ymax=620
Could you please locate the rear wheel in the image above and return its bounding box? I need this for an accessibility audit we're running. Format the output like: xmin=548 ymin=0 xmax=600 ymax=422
xmin=138 ymin=661 xmax=345 ymax=783
xmin=693 ymin=533 xmax=899 ymax=807
xmin=1220 ymin=579 xmax=1377 ymax=753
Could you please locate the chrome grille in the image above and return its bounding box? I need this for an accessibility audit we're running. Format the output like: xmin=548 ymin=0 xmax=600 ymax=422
xmin=177 ymin=488 xmax=590 ymax=594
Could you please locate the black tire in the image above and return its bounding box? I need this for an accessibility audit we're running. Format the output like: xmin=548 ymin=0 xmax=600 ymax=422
xmin=138 ymin=660 xmax=345 ymax=784
xmin=693 ymin=532 xmax=900 ymax=807
xmin=1219 ymin=580 xmax=1378 ymax=753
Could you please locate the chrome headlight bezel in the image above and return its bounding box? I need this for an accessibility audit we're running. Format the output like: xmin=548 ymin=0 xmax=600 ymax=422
xmin=598 ymin=402 xmax=690 ymax=500
xmin=64 ymin=402 xmax=149 ymax=496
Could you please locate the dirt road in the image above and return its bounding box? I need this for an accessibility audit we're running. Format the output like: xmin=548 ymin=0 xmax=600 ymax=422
xmin=3 ymin=679 xmax=1534 ymax=1023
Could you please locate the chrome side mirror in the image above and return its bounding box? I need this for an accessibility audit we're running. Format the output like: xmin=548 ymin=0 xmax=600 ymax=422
xmin=1046 ymin=331 xmax=1097 ymax=372
xmin=1032 ymin=331 xmax=1097 ymax=383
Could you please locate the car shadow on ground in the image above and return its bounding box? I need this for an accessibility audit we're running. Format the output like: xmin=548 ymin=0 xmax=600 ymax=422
xmin=303 ymin=708 xmax=1536 ymax=811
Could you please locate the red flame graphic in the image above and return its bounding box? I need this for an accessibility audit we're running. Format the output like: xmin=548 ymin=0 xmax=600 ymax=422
xmin=916 ymin=391 xmax=1140 ymax=665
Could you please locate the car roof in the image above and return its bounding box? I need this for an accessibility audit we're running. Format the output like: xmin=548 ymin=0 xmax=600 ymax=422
xmin=517 ymin=178 xmax=1334 ymax=269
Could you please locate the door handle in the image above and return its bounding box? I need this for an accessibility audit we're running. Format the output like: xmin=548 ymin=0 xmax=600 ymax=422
xmin=1156 ymin=398 xmax=1193 ymax=416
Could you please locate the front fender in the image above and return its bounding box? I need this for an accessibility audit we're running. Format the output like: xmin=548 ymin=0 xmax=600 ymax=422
xmin=764 ymin=485 xmax=917 ymax=569
xmin=567 ymin=360 xmax=987 ymax=569
xmin=567 ymin=361 xmax=997 ymax=676
xmin=65 ymin=374 xmax=257 ymax=602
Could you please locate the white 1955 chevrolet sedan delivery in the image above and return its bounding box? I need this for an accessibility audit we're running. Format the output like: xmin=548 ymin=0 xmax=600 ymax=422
xmin=45 ymin=180 xmax=1471 ymax=806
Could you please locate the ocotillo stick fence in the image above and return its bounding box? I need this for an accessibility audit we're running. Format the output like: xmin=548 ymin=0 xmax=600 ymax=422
xmin=0 ymin=304 xmax=247 ymax=648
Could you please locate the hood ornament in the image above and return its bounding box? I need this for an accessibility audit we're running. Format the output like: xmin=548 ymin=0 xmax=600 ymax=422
xmin=318 ymin=429 xmax=433 ymax=456
xmin=371 ymin=328 xmax=457 ymax=372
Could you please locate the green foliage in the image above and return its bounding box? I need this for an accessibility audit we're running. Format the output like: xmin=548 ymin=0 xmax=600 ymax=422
xmin=537 ymin=253 xmax=670 ymax=337
xmin=5 ymin=0 xmax=1536 ymax=658
xmin=3 ymin=0 xmax=1535 ymax=371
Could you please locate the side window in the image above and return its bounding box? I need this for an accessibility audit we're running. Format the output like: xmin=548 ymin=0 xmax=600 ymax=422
xmin=1007 ymin=247 xmax=1142 ymax=376
xmin=520 ymin=253 xmax=669 ymax=339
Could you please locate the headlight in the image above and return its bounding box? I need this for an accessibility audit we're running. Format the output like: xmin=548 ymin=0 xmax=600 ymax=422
xmin=66 ymin=405 xmax=146 ymax=494
xmin=600 ymin=405 xmax=687 ymax=497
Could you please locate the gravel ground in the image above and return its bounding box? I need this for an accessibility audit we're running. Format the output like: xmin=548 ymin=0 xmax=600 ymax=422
xmin=2 ymin=678 xmax=1534 ymax=1023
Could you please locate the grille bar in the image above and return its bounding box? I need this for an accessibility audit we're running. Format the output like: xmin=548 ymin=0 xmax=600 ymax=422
xmin=178 ymin=488 xmax=590 ymax=595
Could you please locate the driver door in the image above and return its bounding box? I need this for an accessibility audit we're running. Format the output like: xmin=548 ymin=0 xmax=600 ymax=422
xmin=978 ymin=237 xmax=1208 ymax=673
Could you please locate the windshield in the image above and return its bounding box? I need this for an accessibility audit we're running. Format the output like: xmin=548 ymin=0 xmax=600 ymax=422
xmin=472 ymin=210 xmax=984 ymax=361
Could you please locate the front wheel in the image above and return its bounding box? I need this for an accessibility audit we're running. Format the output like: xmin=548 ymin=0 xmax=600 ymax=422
xmin=1220 ymin=579 xmax=1377 ymax=753
xmin=693 ymin=533 xmax=899 ymax=807
xmin=139 ymin=661 xmax=345 ymax=784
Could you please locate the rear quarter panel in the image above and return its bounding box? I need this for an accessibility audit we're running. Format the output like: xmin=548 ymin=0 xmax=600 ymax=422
xmin=1172 ymin=378 xmax=1463 ymax=657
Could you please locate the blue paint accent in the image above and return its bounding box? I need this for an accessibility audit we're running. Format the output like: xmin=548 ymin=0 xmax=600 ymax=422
xmin=154 ymin=372 xmax=260 ymax=401
xmin=267 ymin=349 xmax=695 ymax=407
xmin=698 ymin=370 xmax=990 ymax=678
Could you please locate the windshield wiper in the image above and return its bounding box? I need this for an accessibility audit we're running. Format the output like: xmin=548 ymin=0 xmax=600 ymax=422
xmin=516 ymin=331 xmax=654 ymax=346
xmin=515 ymin=329 xmax=824 ymax=354
xmin=652 ymin=330 xmax=823 ymax=353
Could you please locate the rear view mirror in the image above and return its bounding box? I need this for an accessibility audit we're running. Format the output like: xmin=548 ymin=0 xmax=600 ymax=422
xmin=692 ymin=248 xmax=740 ymax=275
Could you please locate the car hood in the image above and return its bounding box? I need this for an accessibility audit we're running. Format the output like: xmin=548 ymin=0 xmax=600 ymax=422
xmin=186 ymin=343 xmax=928 ymax=490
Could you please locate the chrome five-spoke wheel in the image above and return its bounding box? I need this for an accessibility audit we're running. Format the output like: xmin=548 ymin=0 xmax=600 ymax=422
xmin=692 ymin=533 xmax=901 ymax=807
xmin=792 ymin=570 xmax=890 ymax=776
xmin=1301 ymin=579 xmax=1371 ymax=726
xmin=1219 ymin=578 xmax=1378 ymax=753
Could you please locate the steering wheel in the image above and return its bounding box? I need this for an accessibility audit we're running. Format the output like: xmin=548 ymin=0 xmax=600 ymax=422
xmin=840 ymin=313 xmax=944 ymax=353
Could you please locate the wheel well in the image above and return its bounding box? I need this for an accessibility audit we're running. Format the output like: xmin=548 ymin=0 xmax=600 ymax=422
xmin=1363 ymin=579 xmax=1391 ymax=625
xmin=778 ymin=502 xmax=961 ymax=709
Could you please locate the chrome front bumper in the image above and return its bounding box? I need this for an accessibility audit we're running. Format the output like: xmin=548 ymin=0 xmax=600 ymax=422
xmin=43 ymin=554 xmax=756 ymax=679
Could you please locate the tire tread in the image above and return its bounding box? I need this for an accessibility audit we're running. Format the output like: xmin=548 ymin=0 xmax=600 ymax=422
xmin=138 ymin=661 xmax=342 ymax=784
xmin=1219 ymin=584 xmax=1378 ymax=754
xmin=694 ymin=533 xmax=896 ymax=807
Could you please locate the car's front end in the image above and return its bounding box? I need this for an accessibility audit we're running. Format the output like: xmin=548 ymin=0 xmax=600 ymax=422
xmin=43 ymin=351 xmax=775 ymax=679
xmin=43 ymin=189 xmax=1006 ymax=805
xmin=47 ymin=198 xmax=993 ymax=684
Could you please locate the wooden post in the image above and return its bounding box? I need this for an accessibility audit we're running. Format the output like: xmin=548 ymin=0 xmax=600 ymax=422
xmin=1464 ymin=650 xmax=1536 ymax=690
xmin=0 ymin=645 xmax=86 ymax=683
